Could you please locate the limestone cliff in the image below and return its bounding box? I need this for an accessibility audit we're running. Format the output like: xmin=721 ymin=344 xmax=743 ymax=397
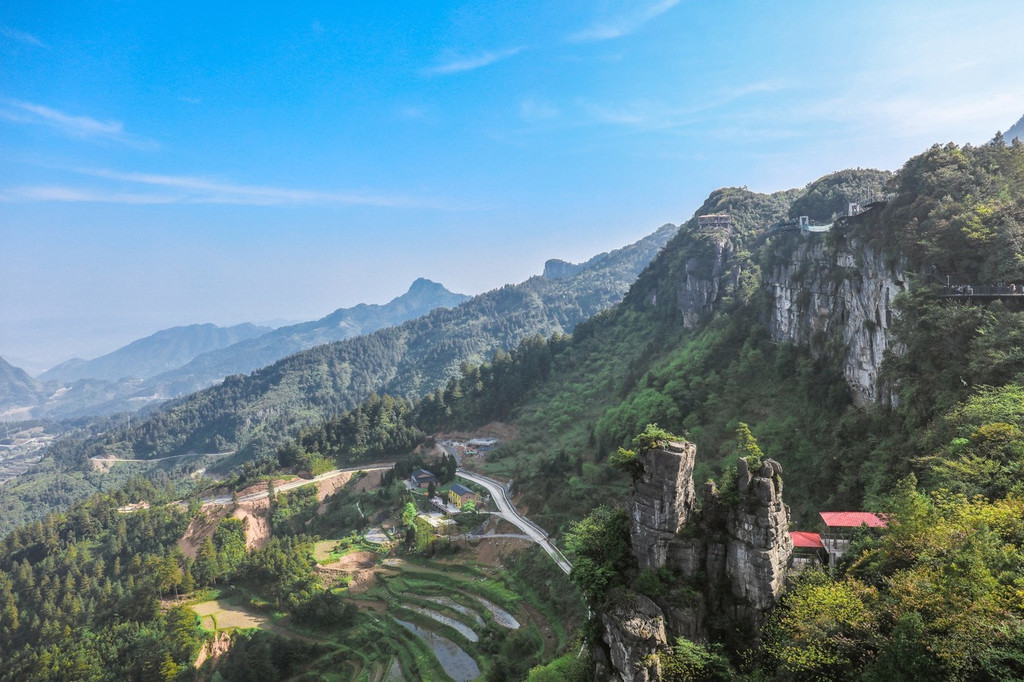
xmin=600 ymin=439 xmax=793 ymax=679
xmin=668 ymin=221 xmax=906 ymax=406
xmin=677 ymin=233 xmax=739 ymax=328
xmin=762 ymin=232 xmax=906 ymax=406
xmin=600 ymin=590 xmax=668 ymax=682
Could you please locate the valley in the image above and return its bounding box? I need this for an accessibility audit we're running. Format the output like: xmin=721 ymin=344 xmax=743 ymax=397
xmin=4 ymin=119 xmax=1024 ymax=682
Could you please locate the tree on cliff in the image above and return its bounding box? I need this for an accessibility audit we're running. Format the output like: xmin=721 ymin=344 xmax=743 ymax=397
xmin=563 ymin=505 xmax=632 ymax=604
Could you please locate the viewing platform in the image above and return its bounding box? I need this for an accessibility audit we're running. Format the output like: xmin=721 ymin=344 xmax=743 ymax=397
xmin=937 ymin=284 xmax=1024 ymax=300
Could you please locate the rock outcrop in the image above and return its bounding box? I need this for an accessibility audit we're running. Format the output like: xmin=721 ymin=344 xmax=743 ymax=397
xmin=629 ymin=440 xmax=697 ymax=570
xmin=762 ymin=233 xmax=905 ymax=406
xmin=601 ymin=439 xmax=793 ymax=679
xmin=601 ymin=590 xmax=668 ymax=682
xmin=676 ymin=233 xmax=741 ymax=328
xmin=670 ymin=221 xmax=906 ymax=406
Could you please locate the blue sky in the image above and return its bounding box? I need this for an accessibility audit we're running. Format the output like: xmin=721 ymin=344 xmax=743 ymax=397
xmin=2 ymin=1 xmax=1023 ymax=371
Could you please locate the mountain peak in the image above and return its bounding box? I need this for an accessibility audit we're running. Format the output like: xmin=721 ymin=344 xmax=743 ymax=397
xmin=407 ymin=277 xmax=446 ymax=294
xmin=1003 ymin=114 xmax=1024 ymax=145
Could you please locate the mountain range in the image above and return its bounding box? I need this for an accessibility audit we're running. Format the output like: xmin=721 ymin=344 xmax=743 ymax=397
xmin=0 ymin=279 xmax=471 ymax=420
xmin=72 ymin=223 xmax=677 ymax=461
xmin=38 ymin=322 xmax=271 ymax=384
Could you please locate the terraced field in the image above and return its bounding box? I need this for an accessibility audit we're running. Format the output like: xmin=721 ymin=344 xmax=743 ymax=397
xmin=194 ymin=554 xmax=576 ymax=680
xmin=310 ymin=559 xmax=551 ymax=681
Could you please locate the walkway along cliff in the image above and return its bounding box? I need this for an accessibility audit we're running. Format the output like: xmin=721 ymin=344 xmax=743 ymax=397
xmin=597 ymin=438 xmax=793 ymax=681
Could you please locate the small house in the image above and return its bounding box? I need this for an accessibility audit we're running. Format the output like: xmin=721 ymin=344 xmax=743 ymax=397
xmin=448 ymin=482 xmax=481 ymax=509
xmin=819 ymin=511 xmax=887 ymax=565
xmin=789 ymin=531 xmax=826 ymax=572
xmin=410 ymin=468 xmax=437 ymax=489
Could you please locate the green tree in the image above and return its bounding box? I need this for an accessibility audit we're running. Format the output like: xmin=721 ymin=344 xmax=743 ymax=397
xmin=564 ymin=506 xmax=633 ymax=604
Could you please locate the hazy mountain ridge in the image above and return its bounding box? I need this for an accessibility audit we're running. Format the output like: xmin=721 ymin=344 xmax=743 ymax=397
xmin=38 ymin=322 xmax=272 ymax=383
xmin=1003 ymin=113 xmax=1024 ymax=143
xmin=7 ymin=279 xmax=470 ymax=421
xmin=140 ymin=277 xmax=470 ymax=399
xmin=73 ymin=224 xmax=677 ymax=461
xmin=0 ymin=356 xmax=45 ymax=412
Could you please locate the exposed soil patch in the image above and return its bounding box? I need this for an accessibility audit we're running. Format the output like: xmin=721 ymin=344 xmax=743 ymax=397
xmin=178 ymin=505 xmax=230 ymax=559
xmin=232 ymin=499 xmax=271 ymax=550
xmin=315 ymin=550 xmax=383 ymax=592
xmin=351 ymin=468 xmax=384 ymax=493
xmin=469 ymin=536 xmax=532 ymax=567
xmin=194 ymin=631 xmax=232 ymax=670
xmin=193 ymin=600 xmax=267 ymax=629
xmin=351 ymin=598 xmax=387 ymax=614
xmin=436 ymin=421 xmax=518 ymax=442
xmin=235 ymin=476 xmax=294 ymax=499
xmin=316 ymin=471 xmax=355 ymax=501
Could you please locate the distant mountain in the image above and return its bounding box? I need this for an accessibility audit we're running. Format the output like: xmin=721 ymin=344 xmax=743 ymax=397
xmin=24 ymin=279 xmax=469 ymax=419
xmin=0 ymin=356 xmax=44 ymax=413
xmin=142 ymin=278 xmax=470 ymax=398
xmin=39 ymin=323 xmax=272 ymax=383
xmin=1002 ymin=114 xmax=1024 ymax=144
xmin=77 ymin=224 xmax=678 ymax=459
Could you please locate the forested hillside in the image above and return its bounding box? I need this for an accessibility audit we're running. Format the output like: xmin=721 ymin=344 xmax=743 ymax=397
xmin=73 ymin=224 xmax=675 ymax=463
xmin=0 ymin=225 xmax=674 ymax=534
xmin=5 ymin=139 xmax=1024 ymax=679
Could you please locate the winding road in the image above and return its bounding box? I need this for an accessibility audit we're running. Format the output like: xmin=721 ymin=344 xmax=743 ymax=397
xmin=456 ymin=469 xmax=572 ymax=574
xmin=203 ymin=463 xmax=395 ymax=505
xmin=187 ymin=458 xmax=573 ymax=575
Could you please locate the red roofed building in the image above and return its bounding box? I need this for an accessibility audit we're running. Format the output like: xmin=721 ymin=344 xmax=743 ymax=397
xmin=789 ymin=531 xmax=826 ymax=572
xmin=819 ymin=511 xmax=887 ymax=565
xmin=819 ymin=512 xmax=887 ymax=528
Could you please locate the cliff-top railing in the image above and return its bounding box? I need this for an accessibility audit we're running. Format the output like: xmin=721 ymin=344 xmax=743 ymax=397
xmin=937 ymin=284 xmax=1024 ymax=298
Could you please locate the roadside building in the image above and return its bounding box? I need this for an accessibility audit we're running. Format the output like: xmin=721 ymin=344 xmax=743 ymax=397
xmin=448 ymin=482 xmax=481 ymax=509
xmin=819 ymin=511 xmax=887 ymax=565
xmin=410 ymin=468 xmax=437 ymax=489
xmin=789 ymin=531 xmax=826 ymax=572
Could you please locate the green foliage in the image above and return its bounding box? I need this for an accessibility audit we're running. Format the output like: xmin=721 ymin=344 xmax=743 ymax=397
xmin=920 ymin=384 xmax=1024 ymax=498
xmin=761 ymin=478 xmax=1024 ymax=680
xmin=564 ymin=506 xmax=633 ymax=604
xmin=661 ymin=637 xmax=734 ymax=681
xmin=788 ymin=168 xmax=892 ymax=223
xmin=631 ymin=423 xmax=680 ymax=452
xmin=526 ymin=651 xmax=591 ymax=681
xmin=762 ymin=570 xmax=879 ymax=679
xmin=734 ymin=422 xmax=764 ymax=468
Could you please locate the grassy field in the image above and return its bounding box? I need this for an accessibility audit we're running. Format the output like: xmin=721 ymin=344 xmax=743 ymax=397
xmin=194 ymin=553 xmax=579 ymax=680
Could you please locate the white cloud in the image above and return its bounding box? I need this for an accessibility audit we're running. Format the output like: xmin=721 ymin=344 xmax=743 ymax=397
xmin=0 ymin=186 xmax=178 ymax=204
xmin=424 ymin=46 xmax=525 ymax=76
xmin=1 ymin=100 xmax=157 ymax=149
xmin=0 ymin=166 xmax=458 ymax=209
xmin=568 ymin=0 xmax=681 ymax=43
xmin=578 ymin=81 xmax=790 ymax=131
xmin=0 ymin=25 xmax=47 ymax=48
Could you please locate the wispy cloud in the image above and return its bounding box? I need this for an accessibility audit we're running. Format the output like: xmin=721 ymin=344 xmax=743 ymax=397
xmin=520 ymin=99 xmax=559 ymax=121
xmin=0 ymin=186 xmax=178 ymax=204
xmin=423 ymin=46 xmax=525 ymax=76
xmin=1 ymin=100 xmax=157 ymax=149
xmin=1 ymin=166 xmax=458 ymax=209
xmin=0 ymin=25 xmax=47 ymax=48
xmin=579 ymin=80 xmax=790 ymax=131
xmin=569 ymin=0 xmax=681 ymax=42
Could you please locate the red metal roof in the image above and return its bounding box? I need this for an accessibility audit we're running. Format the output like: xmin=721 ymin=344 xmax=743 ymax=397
xmin=819 ymin=511 xmax=887 ymax=528
xmin=790 ymin=531 xmax=824 ymax=549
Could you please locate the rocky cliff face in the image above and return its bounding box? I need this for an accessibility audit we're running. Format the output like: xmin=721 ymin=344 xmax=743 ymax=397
xmin=669 ymin=222 xmax=906 ymax=406
xmin=676 ymin=232 xmax=741 ymax=328
xmin=762 ymin=233 xmax=905 ymax=405
xmin=601 ymin=439 xmax=793 ymax=680
xmin=600 ymin=590 xmax=668 ymax=682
